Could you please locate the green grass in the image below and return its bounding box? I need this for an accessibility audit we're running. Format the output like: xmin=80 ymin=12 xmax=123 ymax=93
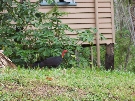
xmin=0 ymin=67 xmax=135 ymax=101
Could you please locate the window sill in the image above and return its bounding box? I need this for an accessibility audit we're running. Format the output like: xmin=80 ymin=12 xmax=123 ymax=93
xmin=40 ymin=2 xmax=77 ymax=6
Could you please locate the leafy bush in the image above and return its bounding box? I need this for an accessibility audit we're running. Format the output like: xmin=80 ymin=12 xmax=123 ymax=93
xmin=0 ymin=1 xmax=101 ymax=67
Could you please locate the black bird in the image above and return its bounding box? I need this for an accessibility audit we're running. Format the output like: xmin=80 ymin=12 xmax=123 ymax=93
xmin=32 ymin=50 xmax=68 ymax=68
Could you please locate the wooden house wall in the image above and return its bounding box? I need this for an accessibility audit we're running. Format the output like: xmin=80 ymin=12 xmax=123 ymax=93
xmin=38 ymin=0 xmax=115 ymax=45
xmin=1 ymin=0 xmax=115 ymax=45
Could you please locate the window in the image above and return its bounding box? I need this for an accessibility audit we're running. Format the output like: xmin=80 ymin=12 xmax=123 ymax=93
xmin=40 ymin=0 xmax=76 ymax=6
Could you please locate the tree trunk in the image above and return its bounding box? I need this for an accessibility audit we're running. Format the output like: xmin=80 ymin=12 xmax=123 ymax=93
xmin=105 ymin=43 xmax=114 ymax=70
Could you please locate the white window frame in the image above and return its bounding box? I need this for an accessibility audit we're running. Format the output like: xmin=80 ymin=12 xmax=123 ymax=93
xmin=40 ymin=0 xmax=76 ymax=6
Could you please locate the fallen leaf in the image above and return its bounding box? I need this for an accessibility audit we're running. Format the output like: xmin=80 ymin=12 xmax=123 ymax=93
xmin=46 ymin=77 xmax=53 ymax=81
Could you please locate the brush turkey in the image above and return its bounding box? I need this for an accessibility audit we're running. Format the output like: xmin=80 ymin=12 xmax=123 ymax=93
xmin=32 ymin=50 xmax=68 ymax=68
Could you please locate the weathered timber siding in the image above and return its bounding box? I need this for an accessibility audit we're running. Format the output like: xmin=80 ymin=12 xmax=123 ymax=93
xmin=3 ymin=0 xmax=115 ymax=45
xmin=39 ymin=0 xmax=115 ymax=44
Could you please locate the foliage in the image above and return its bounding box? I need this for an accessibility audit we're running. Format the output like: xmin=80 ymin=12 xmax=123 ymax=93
xmin=0 ymin=67 xmax=135 ymax=100
xmin=94 ymin=28 xmax=135 ymax=71
xmin=0 ymin=0 xmax=13 ymax=12
xmin=0 ymin=1 xmax=101 ymax=67
xmin=114 ymin=0 xmax=135 ymax=71
xmin=0 ymin=1 xmax=43 ymax=66
xmin=115 ymin=29 xmax=135 ymax=71
xmin=116 ymin=0 xmax=133 ymax=5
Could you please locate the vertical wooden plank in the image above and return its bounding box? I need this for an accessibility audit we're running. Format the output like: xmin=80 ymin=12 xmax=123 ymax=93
xmin=111 ymin=0 xmax=115 ymax=43
xmin=95 ymin=0 xmax=101 ymax=67
xmin=90 ymin=46 xmax=93 ymax=67
xmin=20 ymin=0 xmax=25 ymax=3
xmin=105 ymin=43 xmax=114 ymax=70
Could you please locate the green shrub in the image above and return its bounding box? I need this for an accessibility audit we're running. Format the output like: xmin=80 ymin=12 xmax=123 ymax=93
xmin=0 ymin=1 xmax=100 ymax=67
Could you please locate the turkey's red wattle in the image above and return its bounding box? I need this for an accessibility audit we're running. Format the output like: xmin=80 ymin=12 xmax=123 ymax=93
xmin=62 ymin=50 xmax=68 ymax=58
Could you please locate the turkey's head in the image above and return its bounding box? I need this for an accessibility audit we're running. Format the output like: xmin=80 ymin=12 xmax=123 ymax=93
xmin=62 ymin=50 xmax=68 ymax=58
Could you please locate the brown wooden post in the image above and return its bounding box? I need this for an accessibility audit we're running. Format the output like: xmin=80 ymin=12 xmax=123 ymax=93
xmin=105 ymin=43 xmax=114 ymax=70
xmin=95 ymin=0 xmax=101 ymax=67
xmin=20 ymin=0 xmax=23 ymax=3
xmin=90 ymin=46 xmax=93 ymax=67
xmin=20 ymin=0 xmax=25 ymax=3
xmin=105 ymin=0 xmax=115 ymax=71
xmin=133 ymin=0 xmax=135 ymax=5
xmin=111 ymin=0 xmax=115 ymax=44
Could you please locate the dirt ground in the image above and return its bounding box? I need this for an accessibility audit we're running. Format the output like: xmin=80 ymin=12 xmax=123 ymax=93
xmin=0 ymin=82 xmax=89 ymax=100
